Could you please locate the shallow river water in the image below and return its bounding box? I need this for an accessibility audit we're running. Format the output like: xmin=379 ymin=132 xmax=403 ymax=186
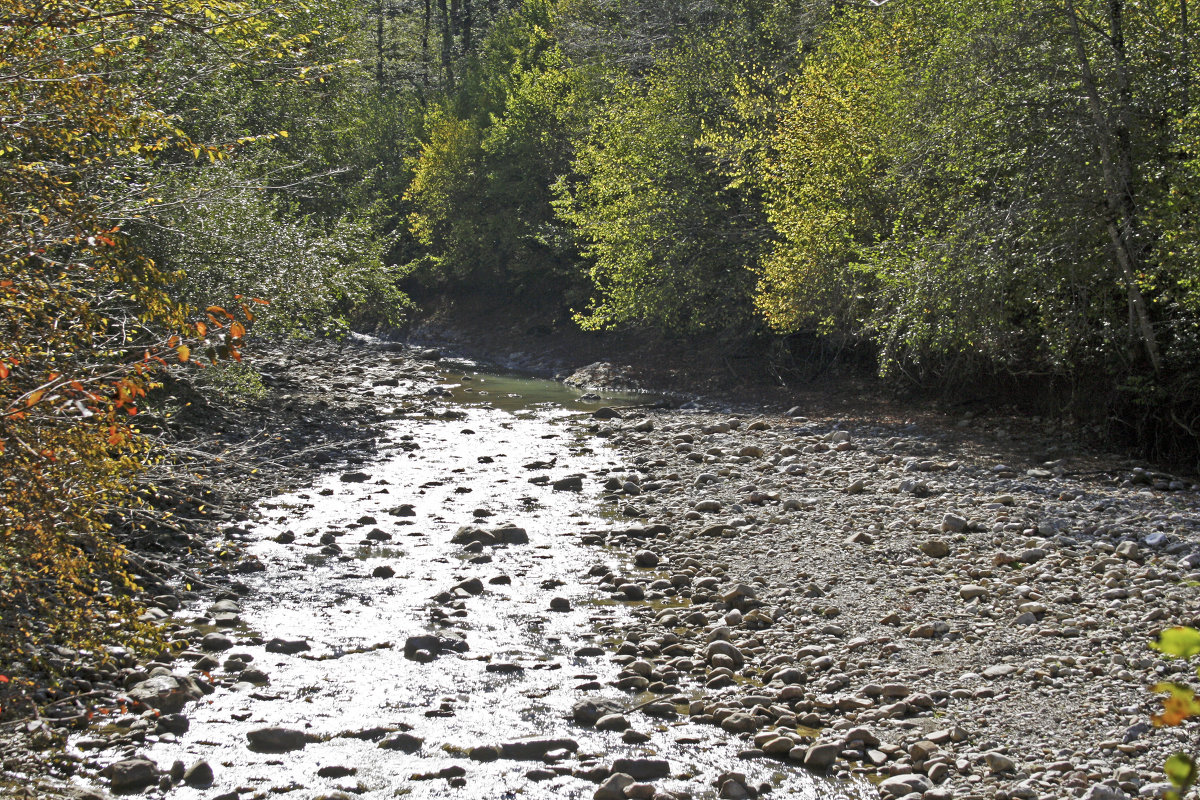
xmin=119 ymin=369 xmax=875 ymax=800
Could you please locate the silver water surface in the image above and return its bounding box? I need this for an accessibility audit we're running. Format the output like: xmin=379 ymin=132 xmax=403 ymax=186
xmin=101 ymin=371 xmax=874 ymax=799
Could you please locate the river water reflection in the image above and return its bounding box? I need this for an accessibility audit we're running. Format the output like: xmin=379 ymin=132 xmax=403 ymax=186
xmin=122 ymin=367 xmax=875 ymax=800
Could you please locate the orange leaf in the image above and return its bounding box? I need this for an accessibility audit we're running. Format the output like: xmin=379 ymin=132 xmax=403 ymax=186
xmin=230 ymin=321 xmax=246 ymax=339
xmin=196 ymin=321 xmax=207 ymax=337
xmin=0 ymin=364 xmax=8 ymax=379
xmin=251 ymin=297 xmax=269 ymax=305
xmin=168 ymin=335 xmax=180 ymax=347
xmin=206 ymin=306 xmax=233 ymax=319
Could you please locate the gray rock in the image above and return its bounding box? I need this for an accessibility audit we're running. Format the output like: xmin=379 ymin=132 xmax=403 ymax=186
xmin=553 ymin=475 xmax=584 ymax=490
xmin=985 ymin=751 xmax=1016 ymax=773
xmin=595 ymin=714 xmax=630 ymax=731
xmin=941 ymin=513 xmax=968 ymax=532
xmin=264 ymin=637 xmax=310 ymax=655
xmin=706 ymin=640 xmax=745 ymax=668
xmin=919 ymin=539 xmax=950 ymax=558
xmin=499 ymin=737 xmax=579 ymax=760
xmin=200 ymin=633 xmax=232 ymax=652
xmin=470 ymin=745 xmax=501 ymax=762
xmin=247 ymin=727 xmax=308 ymax=753
xmin=126 ymin=674 xmax=203 ymax=714
xmin=403 ymin=633 xmax=468 ymax=658
xmin=878 ymin=774 xmax=933 ymax=797
xmin=804 ymin=742 xmax=840 ymax=770
xmin=493 ymin=526 xmax=529 ymax=544
xmin=378 ymin=733 xmax=422 ymax=753
xmin=720 ymin=712 xmax=758 ymax=734
xmin=610 ymin=758 xmax=670 ymax=779
xmin=104 ymin=757 xmax=159 ymax=792
xmin=573 ymin=698 xmax=624 ymax=726
xmin=959 ymin=584 xmax=988 ymax=601
xmin=155 ymin=713 xmax=190 ymax=735
xmin=1081 ymin=784 xmax=1128 ymax=800
xmin=633 ymin=550 xmax=660 ymax=567
xmin=451 ymin=526 xmax=496 ymax=545
xmin=594 ymin=773 xmax=635 ymax=800
xmin=183 ymin=760 xmax=214 ymax=787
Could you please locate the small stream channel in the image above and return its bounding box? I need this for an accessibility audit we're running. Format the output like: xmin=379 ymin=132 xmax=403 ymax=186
xmin=95 ymin=367 xmax=874 ymax=800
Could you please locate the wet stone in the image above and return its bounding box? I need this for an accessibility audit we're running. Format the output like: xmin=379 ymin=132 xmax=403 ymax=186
xmin=264 ymin=637 xmax=310 ymax=655
xmin=633 ymin=549 xmax=660 ymax=567
xmin=618 ymin=583 xmax=646 ymax=600
xmin=594 ymin=713 xmax=630 ymax=731
xmin=200 ymin=633 xmax=233 ymax=652
xmin=573 ymin=698 xmax=624 ymax=726
xmin=183 ymin=760 xmax=214 ymax=787
xmin=611 ymin=758 xmax=670 ymax=780
xmin=499 ymin=737 xmax=580 ymax=760
xmin=104 ymin=757 xmax=159 ymax=792
xmin=247 ymin=727 xmax=308 ymax=753
xmin=470 ymin=745 xmax=501 ymax=762
xmin=553 ymin=475 xmax=584 ymax=491
xmin=594 ymin=772 xmax=635 ymax=800
xmin=126 ymin=674 xmax=203 ymax=714
xmin=378 ymin=733 xmax=423 ymax=753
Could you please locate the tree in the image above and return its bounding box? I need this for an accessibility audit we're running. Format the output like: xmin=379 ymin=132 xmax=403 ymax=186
xmin=557 ymin=37 xmax=765 ymax=333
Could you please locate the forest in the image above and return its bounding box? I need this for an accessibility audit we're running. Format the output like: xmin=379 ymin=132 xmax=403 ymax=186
xmin=3 ymin=0 xmax=1200 ymax=787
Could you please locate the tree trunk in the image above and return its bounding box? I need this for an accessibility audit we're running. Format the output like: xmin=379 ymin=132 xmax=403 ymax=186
xmin=421 ymin=0 xmax=432 ymax=97
xmin=376 ymin=0 xmax=386 ymax=89
xmin=460 ymin=0 xmax=473 ymax=54
xmin=1064 ymin=0 xmax=1161 ymax=371
xmin=438 ymin=0 xmax=454 ymax=90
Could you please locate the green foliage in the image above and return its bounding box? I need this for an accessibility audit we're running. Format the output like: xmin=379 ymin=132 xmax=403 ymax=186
xmin=405 ymin=0 xmax=582 ymax=291
xmin=557 ymin=37 xmax=763 ymax=333
xmin=145 ymin=167 xmax=409 ymax=338
xmin=1151 ymin=627 xmax=1200 ymax=800
xmin=0 ymin=0 xmax=325 ymax=718
xmin=1154 ymin=626 xmax=1200 ymax=659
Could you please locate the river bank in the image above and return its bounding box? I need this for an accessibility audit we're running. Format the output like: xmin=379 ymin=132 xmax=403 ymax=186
xmin=564 ymin=402 xmax=1200 ymax=800
xmin=2 ymin=332 xmax=1197 ymax=800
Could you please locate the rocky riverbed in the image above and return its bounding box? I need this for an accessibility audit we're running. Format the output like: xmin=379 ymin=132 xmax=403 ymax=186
xmin=2 ymin=337 xmax=1198 ymax=800
xmin=567 ymin=401 xmax=1200 ymax=800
